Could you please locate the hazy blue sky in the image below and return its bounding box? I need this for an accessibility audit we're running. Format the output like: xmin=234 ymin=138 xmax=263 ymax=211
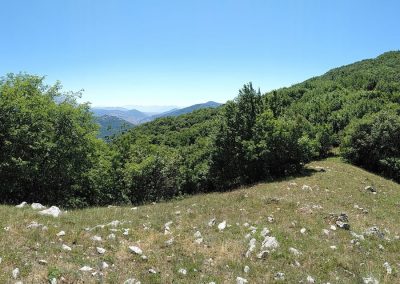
xmin=1 ymin=0 xmax=399 ymax=107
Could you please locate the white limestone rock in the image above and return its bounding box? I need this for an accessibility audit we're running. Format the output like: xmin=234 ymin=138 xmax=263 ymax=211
xmin=274 ymin=272 xmax=285 ymax=281
xmin=307 ymin=275 xmax=315 ymax=283
xmin=101 ymin=261 xmax=109 ymax=270
xmin=31 ymin=203 xmax=46 ymax=210
xmin=178 ymin=268 xmax=187 ymax=275
xmin=80 ymin=266 xmax=93 ymax=272
xmin=383 ymin=262 xmax=392 ymax=274
xmin=12 ymin=267 xmax=20 ymax=279
xmin=289 ymin=247 xmax=301 ymax=256
xmin=16 ymin=202 xmax=27 ymax=208
xmin=62 ymin=244 xmax=72 ymax=251
xmin=236 ymin=276 xmax=248 ymax=284
xmin=38 ymin=206 xmax=61 ymax=217
xmin=245 ymin=238 xmax=256 ymax=258
xmin=56 ymin=231 xmax=66 ymax=237
xmin=218 ymin=220 xmax=226 ymax=231
xmin=129 ymin=246 xmax=143 ymax=255
xmin=124 ymin=278 xmax=141 ymax=284
xmin=91 ymin=235 xmax=102 ymax=242
xmin=96 ymin=247 xmax=106 ymax=254
xmin=261 ymin=236 xmax=279 ymax=251
xmin=363 ymin=276 xmax=379 ymax=284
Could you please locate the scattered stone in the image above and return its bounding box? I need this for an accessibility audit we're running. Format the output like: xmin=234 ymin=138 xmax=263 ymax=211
xmin=330 ymin=245 xmax=337 ymax=250
xmin=261 ymin=236 xmax=279 ymax=251
xmin=249 ymin=226 xmax=257 ymax=234
xmin=260 ymin=227 xmax=270 ymax=238
xmin=300 ymin=228 xmax=307 ymax=234
xmin=124 ymin=278 xmax=141 ymax=284
xmin=50 ymin=278 xmax=57 ymax=284
xmin=365 ymin=186 xmax=377 ymax=194
xmin=378 ymin=244 xmax=384 ymax=250
xmin=194 ymin=231 xmax=201 ymax=239
xmin=274 ymin=272 xmax=285 ymax=281
xmin=244 ymin=265 xmax=250 ymax=273
xmin=148 ymin=268 xmax=157 ymax=274
xmin=27 ymin=221 xmax=43 ymax=229
xmin=383 ymin=262 xmax=392 ymax=274
xmin=208 ymin=218 xmax=216 ymax=227
xmin=131 ymin=207 xmax=138 ymax=210
xmin=91 ymin=235 xmax=102 ymax=242
xmin=123 ymin=228 xmax=130 ymax=236
xmin=56 ymin=231 xmax=66 ymax=237
xmin=165 ymin=238 xmax=174 ymax=246
xmin=101 ymin=261 xmax=109 ymax=270
xmin=365 ymin=226 xmax=385 ymax=239
xmin=306 ymin=275 xmax=315 ymax=283
xmin=38 ymin=206 xmax=61 ymax=217
xmin=80 ymin=266 xmax=93 ymax=272
xmin=245 ymin=238 xmax=256 ymax=258
xmin=218 ymin=220 xmax=227 ymax=231
xmin=4 ymin=226 xmax=10 ymax=231
xmin=350 ymin=231 xmax=365 ymax=241
xmin=96 ymin=247 xmax=106 ymax=254
xmin=38 ymin=259 xmax=48 ymax=265
xmin=302 ymin=185 xmax=312 ymax=191
xmin=62 ymin=244 xmax=72 ymax=251
xmin=16 ymin=202 xmax=27 ymax=208
xmin=141 ymin=255 xmax=148 ymax=260
xmin=164 ymin=221 xmax=173 ymax=234
xmin=108 ymin=220 xmax=121 ymax=227
xmin=256 ymin=250 xmax=269 ymax=259
xmin=129 ymin=246 xmax=143 ymax=255
xmin=12 ymin=268 xmax=20 ymax=279
xmin=178 ymin=268 xmax=187 ymax=275
xmin=31 ymin=203 xmax=46 ymax=210
xmin=330 ymin=225 xmax=337 ymax=231
xmin=236 ymin=276 xmax=248 ymax=284
xmin=267 ymin=216 xmax=274 ymax=223
xmin=107 ymin=233 xmax=116 ymax=240
xmin=289 ymin=247 xmax=301 ymax=256
xmin=323 ymin=229 xmax=330 ymax=235
xmin=336 ymin=221 xmax=350 ymax=230
xmin=363 ymin=276 xmax=379 ymax=284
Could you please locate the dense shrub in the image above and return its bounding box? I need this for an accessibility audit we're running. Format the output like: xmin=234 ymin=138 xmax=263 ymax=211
xmin=340 ymin=110 xmax=400 ymax=181
xmin=0 ymin=74 xmax=105 ymax=207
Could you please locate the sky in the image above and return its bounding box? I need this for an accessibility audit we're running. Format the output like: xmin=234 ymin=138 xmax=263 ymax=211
xmin=0 ymin=0 xmax=399 ymax=107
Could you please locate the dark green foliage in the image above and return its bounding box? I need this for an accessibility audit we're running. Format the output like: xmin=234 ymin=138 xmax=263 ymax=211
xmin=1 ymin=51 xmax=400 ymax=207
xmin=95 ymin=115 xmax=134 ymax=140
xmin=0 ymin=74 xmax=105 ymax=207
xmin=340 ymin=110 xmax=400 ymax=182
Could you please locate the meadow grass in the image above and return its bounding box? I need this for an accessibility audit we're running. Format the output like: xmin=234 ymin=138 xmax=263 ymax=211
xmin=0 ymin=158 xmax=399 ymax=283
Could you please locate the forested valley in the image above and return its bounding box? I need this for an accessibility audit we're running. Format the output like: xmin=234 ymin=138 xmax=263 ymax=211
xmin=1 ymin=51 xmax=400 ymax=208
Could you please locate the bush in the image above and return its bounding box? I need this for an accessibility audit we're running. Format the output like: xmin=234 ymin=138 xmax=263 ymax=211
xmin=340 ymin=110 xmax=400 ymax=181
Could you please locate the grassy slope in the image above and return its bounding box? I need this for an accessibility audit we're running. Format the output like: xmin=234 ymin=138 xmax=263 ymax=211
xmin=0 ymin=158 xmax=399 ymax=283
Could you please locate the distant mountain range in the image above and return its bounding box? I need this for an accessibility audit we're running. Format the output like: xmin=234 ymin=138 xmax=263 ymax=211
xmin=95 ymin=115 xmax=134 ymax=139
xmin=139 ymin=101 xmax=222 ymax=123
xmin=92 ymin=101 xmax=222 ymax=139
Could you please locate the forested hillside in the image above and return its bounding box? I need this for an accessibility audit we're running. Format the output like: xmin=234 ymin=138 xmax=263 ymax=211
xmin=95 ymin=115 xmax=134 ymax=140
xmin=0 ymin=51 xmax=399 ymax=207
